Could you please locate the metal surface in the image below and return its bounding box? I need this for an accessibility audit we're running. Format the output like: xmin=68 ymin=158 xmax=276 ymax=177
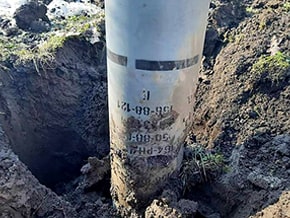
xmin=105 ymin=0 xmax=210 ymax=212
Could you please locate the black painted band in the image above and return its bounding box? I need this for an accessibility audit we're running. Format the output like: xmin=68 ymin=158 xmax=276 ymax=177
xmin=107 ymin=49 xmax=199 ymax=71
xmin=136 ymin=55 xmax=199 ymax=71
xmin=107 ymin=49 xmax=128 ymax=66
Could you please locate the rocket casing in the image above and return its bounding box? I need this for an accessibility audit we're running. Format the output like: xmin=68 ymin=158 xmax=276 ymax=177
xmin=105 ymin=0 xmax=210 ymax=213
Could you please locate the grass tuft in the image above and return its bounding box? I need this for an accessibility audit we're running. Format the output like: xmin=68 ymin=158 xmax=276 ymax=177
xmin=180 ymin=144 xmax=225 ymax=193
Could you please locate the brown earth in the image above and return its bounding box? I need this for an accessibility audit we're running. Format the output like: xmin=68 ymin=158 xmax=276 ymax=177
xmin=0 ymin=35 xmax=109 ymax=190
xmin=0 ymin=0 xmax=289 ymax=217
xmin=188 ymin=0 xmax=290 ymax=217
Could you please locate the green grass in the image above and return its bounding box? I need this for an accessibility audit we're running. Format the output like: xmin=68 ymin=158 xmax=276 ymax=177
xmin=0 ymin=12 xmax=105 ymax=66
xmin=16 ymin=34 xmax=69 ymax=73
xmin=251 ymin=52 xmax=290 ymax=86
xmin=54 ymin=12 xmax=105 ymax=35
xmin=40 ymin=35 xmax=67 ymax=52
xmin=0 ymin=37 xmax=18 ymax=61
xmin=246 ymin=6 xmax=260 ymax=15
xmin=17 ymin=35 xmax=67 ymax=60
xmin=223 ymin=31 xmax=235 ymax=43
xmin=283 ymin=2 xmax=290 ymax=12
xmin=253 ymin=51 xmax=289 ymax=73
xmin=180 ymin=144 xmax=225 ymax=193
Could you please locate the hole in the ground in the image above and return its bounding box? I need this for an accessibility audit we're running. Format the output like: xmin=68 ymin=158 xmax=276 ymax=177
xmin=85 ymin=176 xmax=112 ymax=199
xmin=184 ymin=183 xmax=223 ymax=217
xmin=13 ymin=126 xmax=90 ymax=189
xmin=1 ymin=108 xmax=109 ymax=191
xmin=0 ymin=39 xmax=109 ymax=192
xmin=1 ymin=95 xmax=109 ymax=192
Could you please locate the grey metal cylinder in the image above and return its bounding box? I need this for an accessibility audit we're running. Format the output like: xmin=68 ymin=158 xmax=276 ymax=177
xmin=105 ymin=0 xmax=210 ymax=213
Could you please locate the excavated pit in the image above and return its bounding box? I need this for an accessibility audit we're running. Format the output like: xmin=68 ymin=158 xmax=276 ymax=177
xmin=0 ymin=36 xmax=109 ymax=190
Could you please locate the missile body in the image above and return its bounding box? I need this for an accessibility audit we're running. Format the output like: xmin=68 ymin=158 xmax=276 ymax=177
xmin=105 ymin=0 xmax=210 ymax=213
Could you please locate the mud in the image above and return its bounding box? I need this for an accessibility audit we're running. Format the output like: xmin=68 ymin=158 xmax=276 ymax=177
xmin=0 ymin=129 xmax=77 ymax=217
xmin=188 ymin=0 xmax=290 ymax=217
xmin=110 ymin=105 xmax=183 ymax=214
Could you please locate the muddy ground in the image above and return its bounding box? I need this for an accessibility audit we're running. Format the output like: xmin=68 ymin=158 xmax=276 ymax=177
xmin=0 ymin=0 xmax=289 ymax=217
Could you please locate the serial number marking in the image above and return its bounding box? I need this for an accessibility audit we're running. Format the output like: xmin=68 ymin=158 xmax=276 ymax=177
xmin=129 ymin=144 xmax=174 ymax=156
xmin=117 ymin=100 xmax=173 ymax=116
xmin=127 ymin=133 xmax=170 ymax=143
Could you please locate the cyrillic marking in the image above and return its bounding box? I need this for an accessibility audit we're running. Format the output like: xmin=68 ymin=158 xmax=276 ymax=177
xmin=107 ymin=49 xmax=128 ymax=66
xmin=136 ymin=55 xmax=199 ymax=71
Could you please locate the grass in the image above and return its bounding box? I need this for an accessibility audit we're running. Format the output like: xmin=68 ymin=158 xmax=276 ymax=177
xmin=253 ymin=51 xmax=290 ymax=71
xmin=223 ymin=31 xmax=245 ymax=44
xmin=16 ymin=34 xmax=69 ymax=73
xmin=180 ymin=144 xmax=225 ymax=193
xmin=223 ymin=31 xmax=235 ymax=43
xmin=14 ymin=36 xmax=65 ymax=73
xmin=248 ymin=52 xmax=290 ymax=92
xmin=0 ymin=12 xmax=105 ymax=69
xmin=283 ymin=2 xmax=290 ymax=12
xmin=40 ymin=35 xmax=67 ymax=52
xmin=259 ymin=18 xmax=267 ymax=30
xmin=245 ymin=6 xmax=260 ymax=15
xmin=53 ymin=12 xmax=105 ymax=35
xmin=0 ymin=37 xmax=18 ymax=61
xmin=251 ymin=51 xmax=290 ymax=85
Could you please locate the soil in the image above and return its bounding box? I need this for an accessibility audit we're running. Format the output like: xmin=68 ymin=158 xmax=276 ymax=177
xmin=0 ymin=34 xmax=109 ymax=190
xmin=0 ymin=0 xmax=289 ymax=217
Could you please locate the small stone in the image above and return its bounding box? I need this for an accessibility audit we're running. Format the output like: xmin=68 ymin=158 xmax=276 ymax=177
xmin=248 ymin=110 xmax=258 ymax=119
xmin=277 ymin=143 xmax=290 ymax=157
xmin=80 ymin=156 xmax=110 ymax=190
xmin=177 ymin=199 xmax=198 ymax=216
xmin=4 ymin=27 xmax=19 ymax=37
xmin=207 ymin=213 xmax=221 ymax=218
xmin=161 ymin=189 xmax=178 ymax=204
xmin=247 ymin=170 xmax=282 ymax=190
xmin=145 ymin=200 xmax=182 ymax=218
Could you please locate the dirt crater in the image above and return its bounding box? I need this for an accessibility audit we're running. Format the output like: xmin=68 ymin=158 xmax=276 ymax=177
xmin=0 ymin=36 xmax=109 ymax=190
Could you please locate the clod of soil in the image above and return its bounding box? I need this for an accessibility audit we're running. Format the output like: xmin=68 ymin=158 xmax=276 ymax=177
xmin=0 ymin=139 xmax=76 ymax=217
xmin=14 ymin=1 xmax=50 ymax=33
